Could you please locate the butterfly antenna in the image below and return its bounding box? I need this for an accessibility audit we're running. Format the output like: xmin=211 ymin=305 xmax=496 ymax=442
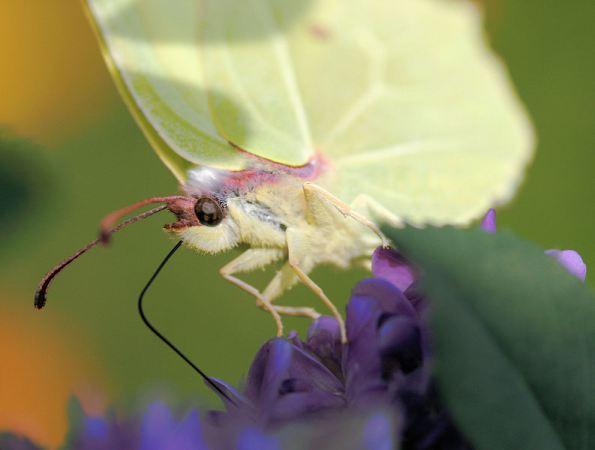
xmin=99 ymin=196 xmax=189 ymax=243
xmin=34 ymin=200 xmax=177 ymax=309
xmin=138 ymin=241 xmax=237 ymax=406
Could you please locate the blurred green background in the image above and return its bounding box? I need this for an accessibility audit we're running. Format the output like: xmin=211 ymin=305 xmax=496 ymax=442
xmin=0 ymin=0 xmax=593 ymax=447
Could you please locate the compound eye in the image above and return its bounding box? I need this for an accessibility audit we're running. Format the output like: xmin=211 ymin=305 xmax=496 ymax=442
xmin=194 ymin=196 xmax=225 ymax=226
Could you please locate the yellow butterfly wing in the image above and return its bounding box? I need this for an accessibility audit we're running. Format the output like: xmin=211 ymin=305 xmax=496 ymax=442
xmin=87 ymin=0 xmax=533 ymax=226
xmin=204 ymin=0 xmax=533 ymax=225
xmin=315 ymin=0 xmax=534 ymax=225
xmin=205 ymin=0 xmax=533 ymax=224
xmin=86 ymin=0 xmax=275 ymax=182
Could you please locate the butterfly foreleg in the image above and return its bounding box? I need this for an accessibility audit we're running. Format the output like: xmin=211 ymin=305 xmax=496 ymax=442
xmin=219 ymin=248 xmax=285 ymax=336
xmin=302 ymin=182 xmax=391 ymax=248
xmin=219 ymin=248 xmax=321 ymax=337
xmin=262 ymin=263 xmax=321 ymax=319
xmin=285 ymin=228 xmax=348 ymax=343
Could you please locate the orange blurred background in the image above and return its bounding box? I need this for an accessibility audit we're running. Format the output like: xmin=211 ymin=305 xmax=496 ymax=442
xmin=1 ymin=2 xmax=112 ymax=447
xmin=0 ymin=1 xmax=114 ymax=145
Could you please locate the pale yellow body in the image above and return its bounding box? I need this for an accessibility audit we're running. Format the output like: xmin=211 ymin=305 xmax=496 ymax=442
xmin=175 ymin=175 xmax=390 ymax=342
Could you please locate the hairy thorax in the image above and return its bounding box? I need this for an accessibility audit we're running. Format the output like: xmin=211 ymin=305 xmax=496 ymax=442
xmin=171 ymin=161 xmax=378 ymax=270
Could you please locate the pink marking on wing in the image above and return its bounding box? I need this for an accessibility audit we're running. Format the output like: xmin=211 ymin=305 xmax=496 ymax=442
xmin=222 ymin=151 xmax=328 ymax=192
xmin=308 ymin=23 xmax=332 ymax=40
xmin=184 ymin=150 xmax=330 ymax=197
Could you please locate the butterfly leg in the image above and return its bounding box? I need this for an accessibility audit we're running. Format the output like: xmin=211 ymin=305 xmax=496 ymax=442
xmin=219 ymin=249 xmax=320 ymax=334
xmin=262 ymin=264 xmax=321 ymax=319
xmin=219 ymin=248 xmax=285 ymax=336
xmin=350 ymin=194 xmax=404 ymax=229
xmin=270 ymin=304 xmax=321 ymax=319
xmin=285 ymin=228 xmax=348 ymax=343
xmin=303 ymin=182 xmax=391 ymax=248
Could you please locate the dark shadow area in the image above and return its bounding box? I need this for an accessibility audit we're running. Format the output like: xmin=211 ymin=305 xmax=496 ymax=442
xmin=123 ymin=71 xmax=253 ymax=158
xmin=0 ymin=133 xmax=56 ymax=257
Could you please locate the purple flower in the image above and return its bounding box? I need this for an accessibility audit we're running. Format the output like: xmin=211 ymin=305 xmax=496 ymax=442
xmin=479 ymin=208 xmax=497 ymax=233
xmin=61 ymin=401 xmax=209 ymax=450
xmin=545 ymin=249 xmax=587 ymax=282
xmin=71 ymin=413 xmax=137 ymax=450
xmin=32 ymin=248 xmax=469 ymax=449
xmin=202 ymin=248 xmax=469 ymax=449
xmin=372 ymin=247 xmax=417 ymax=292
xmin=208 ymin=278 xmax=428 ymax=422
xmin=9 ymin=215 xmax=586 ymax=449
xmin=480 ymin=209 xmax=587 ymax=281
xmin=139 ymin=403 xmax=207 ymax=450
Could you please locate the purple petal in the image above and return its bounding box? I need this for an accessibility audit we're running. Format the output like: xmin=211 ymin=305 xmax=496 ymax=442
xmin=140 ymin=402 xmax=175 ymax=450
xmin=480 ymin=208 xmax=497 ymax=233
xmin=244 ymin=339 xmax=294 ymax=419
xmin=267 ymin=344 xmax=345 ymax=421
xmin=72 ymin=410 xmax=137 ymax=450
xmin=140 ymin=404 xmax=207 ymax=450
xmin=236 ymin=427 xmax=280 ymax=450
xmin=306 ymin=316 xmax=342 ymax=376
xmin=205 ymin=377 xmax=252 ymax=413
xmin=545 ymin=249 xmax=587 ymax=282
xmin=162 ymin=410 xmax=208 ymax=450
xmin=378 ymin=316 xmax=423 ymax=375
xmin=345 ymin=279 xmax=416 ymax=404
xmin=344 ymin=293 xmax=385 ymax=395
xmin=83 ymin=417 xmax=109 ymax=440
xmin=307 ymin=316 xmax=341 ymax=347
xmin=286 ymin=343 xmax=343 ymax=394
xmin=371 ymin=247 xmax=416 ymax=292
xmin=269 ymin=390 xmax=346 ymax=423
xmin=362 ymin=412 xmax=395 ymax=450
xmin=350 ymin=279 xmax=417 ymax=326
xmin=343 ymin=278 xmax=424 ymax=404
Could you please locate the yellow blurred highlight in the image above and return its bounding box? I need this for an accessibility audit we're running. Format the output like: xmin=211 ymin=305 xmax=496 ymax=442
xmin=0 ymin=295 xmax=109 ymax=449
xmin=0 ymin=1 xmax=114 ymax=144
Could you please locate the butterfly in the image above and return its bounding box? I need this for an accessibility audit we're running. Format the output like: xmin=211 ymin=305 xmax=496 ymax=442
xmin=36 ymin=0 xmax=533 ymax=343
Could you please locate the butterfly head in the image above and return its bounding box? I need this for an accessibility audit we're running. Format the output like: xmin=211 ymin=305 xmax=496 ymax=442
xmin=164 ymin=193 xmax=240 ymax=254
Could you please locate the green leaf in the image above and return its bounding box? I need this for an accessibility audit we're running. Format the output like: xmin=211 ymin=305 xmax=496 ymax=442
xmin=385 ymin=226 xmax=595 ymax=450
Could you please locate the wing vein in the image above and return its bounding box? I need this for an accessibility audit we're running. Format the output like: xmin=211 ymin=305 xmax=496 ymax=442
xmin=336 ymin=139 xmax=461 ymax=165
xmin=321 ymin=86 xmax=382 ymax=148
xmin=219 ymin=42 xmax=300 ymax=146
xmin=261 ymin=0 xmax=313 ymax=151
